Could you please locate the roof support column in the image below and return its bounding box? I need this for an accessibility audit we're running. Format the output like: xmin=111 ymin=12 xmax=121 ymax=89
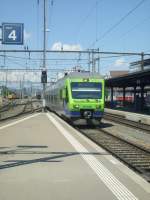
xmin=133 ymin=86 xmax=136 ymax=111
xmin=141 ymin=52 xmax=144 ymax=71
xmin=123 ymin=87 xmax=126 ymax=107
xmin=140 ymin=84 xmax=145 ymax=112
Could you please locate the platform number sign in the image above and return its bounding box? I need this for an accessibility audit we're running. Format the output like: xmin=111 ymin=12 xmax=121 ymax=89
xmin=2 ymin=23 xmax=24 ymax=45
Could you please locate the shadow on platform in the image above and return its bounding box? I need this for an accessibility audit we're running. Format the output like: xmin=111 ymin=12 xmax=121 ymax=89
xmin=0 ymin=146 xmax=110 ymax=170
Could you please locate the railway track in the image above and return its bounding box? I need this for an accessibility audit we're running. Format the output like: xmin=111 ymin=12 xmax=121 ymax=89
xmin=0 ymin=100 xmax=42 ymax=121
xmin=104 ymin=112 xmax=150 ymax=133
xmin=21 ymin=109 xmax=150 ymax=182
xmin=0 ymin=103 xmax=12 ymax=112
xmin=75 ymin=124 xmax=150 ymax=182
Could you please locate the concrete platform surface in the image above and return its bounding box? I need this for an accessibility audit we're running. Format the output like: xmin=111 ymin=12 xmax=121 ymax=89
xmin=0 ymin=112 xmax=149 ymax=200
xmin=105 ymin=108 xmax=150 ymax=125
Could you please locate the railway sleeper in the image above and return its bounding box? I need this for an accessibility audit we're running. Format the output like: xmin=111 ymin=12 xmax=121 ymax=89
xmin=110 ymin=147 xmax=136 ymax=150
xmin=99 ymin=143 xmax=132 ymax=147
xmin=132 ymin=163 xmax=150 ymax=167
xmin=123 ymin=155 xmax=149 ymax=159
xmin=139 ymin=166 xmax=150 ymax=170
xmin=117 ymin=152 xmax=145 ymax=155
xmin=112 ymin=150 xmax=142 ymax=153
xmin=130 ymin=160 xmax=150 ymax=164
xmin=124 ymin=158 xmax=150 ymax=161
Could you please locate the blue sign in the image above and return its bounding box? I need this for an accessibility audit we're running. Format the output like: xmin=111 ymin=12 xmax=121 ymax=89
xmin=2 ymin=23 xmax=24 ymax=45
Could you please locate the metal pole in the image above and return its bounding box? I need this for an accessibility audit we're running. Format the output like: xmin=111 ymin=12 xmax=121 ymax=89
xmin=43 ymin=0 xmax=47 ymax=111
xmin=43 ymin=0 xmax=46 ymax=70
xmin=22 ymin=73 xmax=24 ymax=99
xmin=92 ymin=51 xmax=94 ymax=72
xmin=88 ymin=51 xmax=90 ymax=72
xmin=98 ymin=56 xmax=100 ymax=74
xmin=31 ymin=82 xmax=32 ymax=98
xmin=20 ymin=79 xmax=22 ymax=99
xmin=141 ymin=52 xmax=144 ymax=71
xmin=4 ymin=52 xmax=8 ymax=98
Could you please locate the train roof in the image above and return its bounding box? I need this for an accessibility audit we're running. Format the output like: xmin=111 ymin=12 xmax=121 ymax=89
xmin=46 ymin=71 xmax=104 ymax=91
xmin=63 ymin=71 xmax=104 ymax=79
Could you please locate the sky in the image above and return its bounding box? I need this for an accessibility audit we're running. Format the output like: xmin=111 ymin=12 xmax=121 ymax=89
xmin=0 ymin=0 xmax=150 ymax=84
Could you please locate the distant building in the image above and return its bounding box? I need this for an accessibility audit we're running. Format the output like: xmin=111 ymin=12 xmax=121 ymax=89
xmin=130 ymin=58 xmax=150 ymax=72
xmin=109 ymin=70 xmax=129 ymax=78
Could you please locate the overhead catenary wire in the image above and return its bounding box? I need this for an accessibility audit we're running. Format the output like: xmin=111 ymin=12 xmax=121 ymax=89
xmin=118 ymin=15 xmax=150 ymax=41
xmin=0 ymin=54 xmax=88 ymax=61
xmin=49 ymin=0 xmax=54 ymax=27
xmin=0 ymin=56 xmax=88 ymax=68
xmin=76 ymin=0 xmax=102 ymax=43
xmin=144 ymin=50 xmax=150 ymax=53
xmin=89 ymin=0 xmax=147 ymax=48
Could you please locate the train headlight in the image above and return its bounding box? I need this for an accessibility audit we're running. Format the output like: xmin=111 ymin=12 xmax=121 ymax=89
xmin=96 ymin=105 xmax=100 ymax=109
xmin=73 ymin=104 xmax=79 ymax=109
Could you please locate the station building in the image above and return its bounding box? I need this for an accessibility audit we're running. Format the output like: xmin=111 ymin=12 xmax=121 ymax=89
xmin=105 ymin=59 xmax=150 ymax=114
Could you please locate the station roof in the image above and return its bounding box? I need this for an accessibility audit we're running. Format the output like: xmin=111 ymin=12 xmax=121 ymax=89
xmin=105 ymin=69 xmax=150 ymax=88
xmin=130 ymin=58 xmax=150 ymax=67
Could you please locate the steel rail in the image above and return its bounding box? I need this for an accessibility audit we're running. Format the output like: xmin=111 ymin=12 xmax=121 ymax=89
xmin=103 ymin=112 xmax=150 ymax=133
xmin=76 ymin=125 xmax=150 ymax=182
xmin=0 ymin=101 xmax=42 ymax=121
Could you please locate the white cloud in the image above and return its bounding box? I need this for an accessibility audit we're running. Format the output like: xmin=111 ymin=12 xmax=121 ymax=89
xmin=51 ymin=42 xmax=62 ymax=50
xmin=114 ymin=58 xmax=128 ymax=67
xmin=51 ymin=41 xmax=82 ymax=51
xmin=102 ymin=58 xmax=129 ymax=75
xmin=24 ymin=30 xmax=31 ymax=41
xmin=0 ymin=71 xmax=40 ymax=82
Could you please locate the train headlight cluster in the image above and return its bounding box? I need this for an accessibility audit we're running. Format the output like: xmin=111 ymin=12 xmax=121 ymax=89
xmin=73 ymin=104 xmax=79 ymax=109
xmin=96 ymin=105 xmax=100 ymax=109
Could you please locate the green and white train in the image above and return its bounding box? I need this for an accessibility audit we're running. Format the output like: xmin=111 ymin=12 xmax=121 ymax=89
xmin=45 ymin=72 xmax=105 ymax=123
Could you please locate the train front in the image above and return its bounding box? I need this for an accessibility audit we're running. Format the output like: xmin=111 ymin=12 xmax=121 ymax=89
xmin=67 ymin=78 xmax=105 ymax=122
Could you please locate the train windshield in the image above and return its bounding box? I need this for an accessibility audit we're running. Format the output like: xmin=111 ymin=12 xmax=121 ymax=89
xmin=71 ymin=82 xmax=102 ymax=99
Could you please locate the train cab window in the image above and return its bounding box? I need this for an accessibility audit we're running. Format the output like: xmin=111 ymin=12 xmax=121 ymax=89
xmin=71 ymin=82 xmax=102 ymax=99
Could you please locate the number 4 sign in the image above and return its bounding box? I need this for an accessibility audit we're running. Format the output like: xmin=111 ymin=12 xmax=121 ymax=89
xmin=2 ymin=23 xmax=24 ymax=45
xmin=8 ymin=30 xmax=17 ymax=41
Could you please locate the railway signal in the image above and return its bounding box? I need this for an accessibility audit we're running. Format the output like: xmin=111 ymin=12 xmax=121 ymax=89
xmin=41 ymin=69 xmax=47 ymax=83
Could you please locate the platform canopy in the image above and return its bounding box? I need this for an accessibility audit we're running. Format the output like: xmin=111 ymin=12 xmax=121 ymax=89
xmin=105 ymin=69 xmax=150 ymax=88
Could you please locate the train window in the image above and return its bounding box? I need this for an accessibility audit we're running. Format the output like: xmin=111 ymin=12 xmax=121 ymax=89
xmin=60 ymin=89 xmax=62 ymax=99
xmin=66 ymin=87 xmax=69 ymax=102
xmin=71 ymin=82 xmax=102 ymax=99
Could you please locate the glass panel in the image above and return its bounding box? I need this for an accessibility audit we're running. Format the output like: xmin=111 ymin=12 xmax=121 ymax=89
xmin=71 ymin=82 xmax=102 ymax=99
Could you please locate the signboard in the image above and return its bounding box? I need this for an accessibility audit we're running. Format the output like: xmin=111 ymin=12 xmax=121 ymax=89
xmin=2 ymin=23 xmax=24 ymax=45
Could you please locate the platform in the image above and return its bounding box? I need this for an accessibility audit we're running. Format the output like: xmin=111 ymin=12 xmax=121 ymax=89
xmin=0 ymin=112 xmax=149 ymax=200
xmin=105 ymin=108 xmax=150 ymax=125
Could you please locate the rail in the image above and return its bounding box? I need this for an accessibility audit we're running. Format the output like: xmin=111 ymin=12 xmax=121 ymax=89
xmin=0 ymin=100 xmax=42 ymax=121
xmin=104 ymin=112 xmax=150 ymax=133
xmin=76 ymin=125 xmax=150 ymax=182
